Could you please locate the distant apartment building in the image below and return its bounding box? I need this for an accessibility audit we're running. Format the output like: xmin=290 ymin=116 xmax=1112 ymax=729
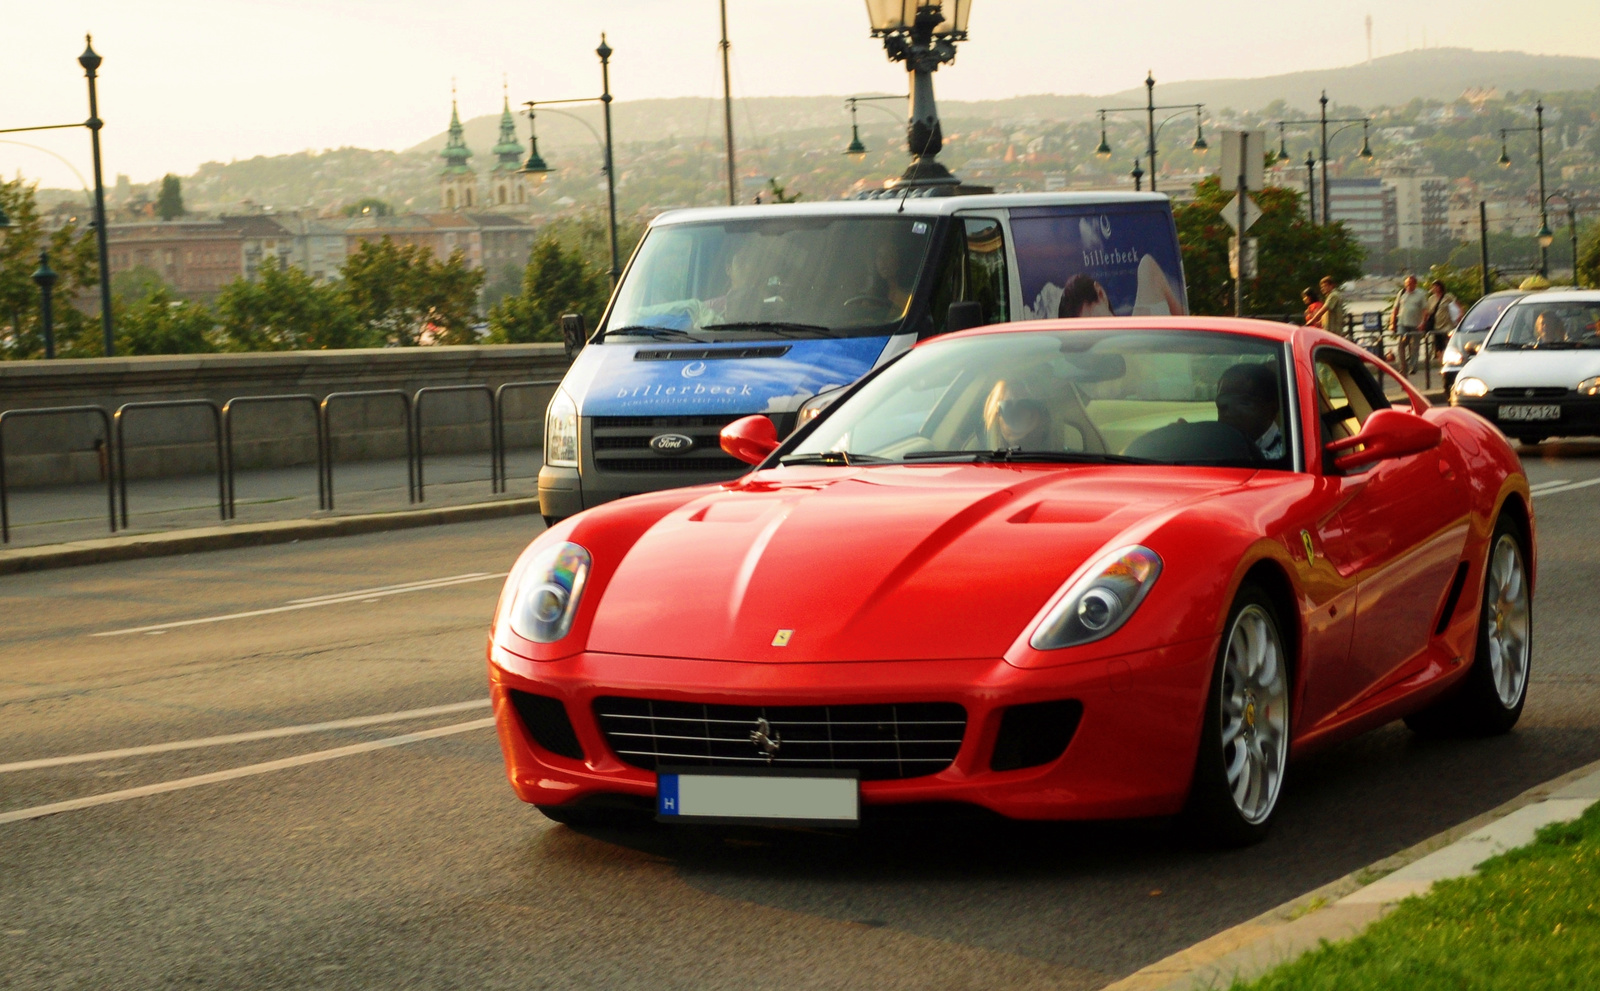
xmin=1326 ymin=178 xmax=1399 ymax=254
xmin=1382 ymin=171 xmax=1451 ymax=250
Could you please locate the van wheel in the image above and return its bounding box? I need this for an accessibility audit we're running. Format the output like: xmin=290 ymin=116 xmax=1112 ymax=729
xmin=1405 ymin=514 xmax=1531 ymax=738
xmin=1182 ymin=585 xmax=1291 ymax=847
xmin=542 ymin=515 xmax=566 ymax=529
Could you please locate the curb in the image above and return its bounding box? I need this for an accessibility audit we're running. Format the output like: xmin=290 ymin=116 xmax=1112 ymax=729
xmin=0 ymin=498 xmax=544 ymax=575
xmin=1106 ymin=755 xmax=1600 ymax=991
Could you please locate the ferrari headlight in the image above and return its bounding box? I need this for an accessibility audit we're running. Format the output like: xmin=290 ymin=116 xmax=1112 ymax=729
xmin=508 ymin=541 xmax=591 ymax=643
xmin=1030 ymin=545 xmax=1162 ymax=651
xmin=1454 ymin=376 xmax=1489 ymax=398
xmin=545 ymin=390 xmax=578 ymax=467
xmin=1578 ymin=376 xmax=1600 ymax=397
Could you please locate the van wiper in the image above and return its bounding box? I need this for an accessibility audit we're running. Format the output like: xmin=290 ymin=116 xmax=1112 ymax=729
xmin=778 ymin=450 xmax=894 ymax=466
xmin=606 ymin=325 xmax=706 ymax=341
xmin=900 ymin=449 xmax=1158 ymax=465
xmin=701 ymin=321 xmax=835 ymax=338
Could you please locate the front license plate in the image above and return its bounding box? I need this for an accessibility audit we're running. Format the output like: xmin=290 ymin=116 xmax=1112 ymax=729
xmin=657 ymin=768 xmax=859 ymax=826
xmin=1499 ymin=404 xmax=1561 ymax=422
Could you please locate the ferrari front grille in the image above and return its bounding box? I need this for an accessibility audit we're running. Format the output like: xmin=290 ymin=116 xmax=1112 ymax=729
xmin=592 ymin=697 xmax=967 ymax=781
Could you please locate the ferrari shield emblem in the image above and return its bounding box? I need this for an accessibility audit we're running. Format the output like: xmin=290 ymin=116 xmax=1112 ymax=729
xmin=772 ymin=629 xmax=793 ymax=647
xmin=1300 ymin=530 xmax=1316 ymax=561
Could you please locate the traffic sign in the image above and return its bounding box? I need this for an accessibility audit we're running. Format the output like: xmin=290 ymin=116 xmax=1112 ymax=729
xmin=1219 ymin=130 xmax=1265 ymax=192
xmin=1218 ymin=193 xmax=1262 ymax=233
xmin=1228 ymin=237 xmax=1259 ymax=280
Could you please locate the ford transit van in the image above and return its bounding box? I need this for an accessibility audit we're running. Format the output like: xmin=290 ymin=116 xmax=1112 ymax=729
xmin=539 ymin=192 xmax=1187 ymax=520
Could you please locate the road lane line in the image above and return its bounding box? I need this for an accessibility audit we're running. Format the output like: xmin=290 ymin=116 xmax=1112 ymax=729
xmin=1533 ymin=478 xmax=1600 ymax=498
xmin=0 ymin=717 xmax=496 ymax=825
xmin=287 ymin=573 xmax=493 ymax=604
xmin=91 ymin=571 xmax=508 ymax=637
xmin=0 ymin=699 xmax=491 ymax=774
xmin=1529 ymin=479 xmax=1571 ymax=492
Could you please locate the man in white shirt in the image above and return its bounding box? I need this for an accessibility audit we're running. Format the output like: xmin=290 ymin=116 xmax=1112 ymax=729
xmin=1389 ymin=275 xmax=1428 ymax=374
xmin=1215 ymin=363 xmax=1285 ymax=461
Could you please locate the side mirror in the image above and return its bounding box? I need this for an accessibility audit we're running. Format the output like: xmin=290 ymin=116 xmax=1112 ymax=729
xmin=720 ymin=414 xmax=780 ymax=466
xmin=560 ymin=313 xmax=587 ymax=360
xmin=1325 ymin=408 xmax=1442 ymax=472
xmin=945 ymin=301 xmax=986 ymax=334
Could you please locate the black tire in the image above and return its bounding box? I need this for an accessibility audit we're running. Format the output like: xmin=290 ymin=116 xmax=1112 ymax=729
xmin=1182 ymin=584 xmax=1292 ymax=847
xmin=1516 ymin=437 xmax=1545 ymax=447
xmin=541 ymin=515 xmax=566 ymax=529
xmin=1405 ymin=513 xmax=1531 ymax=738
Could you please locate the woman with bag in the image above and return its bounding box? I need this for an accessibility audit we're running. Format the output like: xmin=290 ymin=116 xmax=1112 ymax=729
xmin=1425 ymin=279 xmax=1462 ymax=360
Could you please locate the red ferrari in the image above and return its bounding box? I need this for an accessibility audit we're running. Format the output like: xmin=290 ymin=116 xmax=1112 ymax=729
xmin=487 ymin=317 xmax=1534 ymax=844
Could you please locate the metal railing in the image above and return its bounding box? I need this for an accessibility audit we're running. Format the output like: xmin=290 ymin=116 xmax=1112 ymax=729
xmin=0 ymin=405 xmax=117 ymax=544
xmin=221 ymin=394 xmax=326 ymax=519
xmin=493 ymin=380 xmax=561 ymax=492
xmin=114 ymin=400 xmax=225 ymax=529
xmin=414 ymin=384 xmax=497 ymax=501
xmin=319 ymin=390 xmax=416 ymax=511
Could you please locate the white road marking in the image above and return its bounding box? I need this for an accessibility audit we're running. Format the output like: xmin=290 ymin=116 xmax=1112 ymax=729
xmin=0 ymin=699 xmax=491 ymax=774
xmin=1533 ymin=478 xmax=1600 ymax=498
xmin=91 ymin=571 xmax=508 ymax=637
xmin=1529 ymin=479 xmax=1571 ymax=493
xmin=0 ymin=717 xmax=496 ymax=825
xmin=286 ymin=573 xmax=492 ymax=604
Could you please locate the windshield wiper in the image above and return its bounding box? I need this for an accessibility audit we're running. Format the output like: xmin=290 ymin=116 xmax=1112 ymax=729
xmin=778 ymin=451 xmax=895 ymax=466
xmin=606 ymin=325 xmax=706 ymax=341
xmin=700 ymin=321 xmax=835 ymax=338
xmin=899 ymin=449 xmax=1159 ymax=466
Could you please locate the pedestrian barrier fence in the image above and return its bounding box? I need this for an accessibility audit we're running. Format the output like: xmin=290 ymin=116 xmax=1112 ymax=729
xmin=0 ymin=406 xmax=118 ymax=544
xmin=114 ymin=400 xmax=227 ymax=530
xmin=319 ymin=390 xmax=417 ymax=511
xmin=221 ymin=394 xmax=326 ymax=520
xmin=414 ymin=384 xmax=498 ymax=502
xmin=493 ymin=380 xmax=562 ymax=492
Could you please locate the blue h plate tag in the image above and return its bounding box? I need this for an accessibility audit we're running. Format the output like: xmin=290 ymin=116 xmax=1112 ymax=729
xmin=657 ymin=767 xmax=858 ymax=827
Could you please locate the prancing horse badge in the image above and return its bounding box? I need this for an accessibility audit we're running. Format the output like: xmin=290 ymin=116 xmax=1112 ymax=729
xmin=772 ymin=629 xmax=793 ymax=647
xmin=1300 ymin=530 xmax=1316 ymax=561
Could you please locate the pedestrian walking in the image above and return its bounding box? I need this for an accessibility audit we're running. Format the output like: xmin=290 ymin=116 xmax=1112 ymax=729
xmin=1389 ymin=274 xmax=1428 ymax=373
xmin=1424 ymin=279 xmax=1462 ymax=362
xmin=1302 ymin=286 xmax=1324 ymax=328
xmin=1318 ymin=277 xmax=1348 ymax=338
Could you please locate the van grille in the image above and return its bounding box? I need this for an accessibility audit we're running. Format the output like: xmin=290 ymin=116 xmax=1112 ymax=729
xmin=587 ymin=414 xmax=790 ymax=476
xmin=593 ymin=697 xmax=967 ymax=781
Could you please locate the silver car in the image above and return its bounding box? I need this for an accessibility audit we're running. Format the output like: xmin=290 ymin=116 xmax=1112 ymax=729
xmin=1440 ymin=290 xmax=1529 ymax=394
xmin=1451 ymin=289 xmax=1600 ymax=444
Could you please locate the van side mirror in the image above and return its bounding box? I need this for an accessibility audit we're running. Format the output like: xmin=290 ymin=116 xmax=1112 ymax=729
xmin=1324 ymin=408 xmax=1442 ymax=472
xmin=720 ymin=415 xmax=780 ymax=466
xmin=945 ymin=301 xmax=986 ymax=334
xmin=560 ymin=313 xmax=587 ymax=360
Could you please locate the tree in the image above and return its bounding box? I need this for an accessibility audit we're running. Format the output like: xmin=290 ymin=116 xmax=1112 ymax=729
xmin=762 ymin=177 xmax=802 ymax=204
xmin=156 ymin=174 xmax=185 ymax=221
xmin=488 ymin=236 xmax=609 ymax=344
xmin=0 ymin=178 xmax=100 ymax=360
xmin=340 ymin=237 xmax=484 ymax=346
xmin=1578 ymin=219 xmax=1600 ymax=290
xmin=112 ymin=265 xmax=170 ymax=303
xmin=1174 ymin=176 xmax=1364 ymax=316
xmin=117 ymin=288 xmax=217 ymax=355
xmin=341 ymin=198 xmax=393 ymax=218
xmin=215 ymin=259 xmax=367 ymax=351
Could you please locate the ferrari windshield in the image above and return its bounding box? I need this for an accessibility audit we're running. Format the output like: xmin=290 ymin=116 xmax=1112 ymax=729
xmin=789 ymin=329 xmax=1294 ymax=469
xmin=604 ymin=215 xmax=935 ymax=340
xmin=1486 ymin=300 xmax=1600 ymax=349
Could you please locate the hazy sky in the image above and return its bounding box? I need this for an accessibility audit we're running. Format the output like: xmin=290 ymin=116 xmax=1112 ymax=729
xmin=3 ymin=0 xmax=1594 ymax=190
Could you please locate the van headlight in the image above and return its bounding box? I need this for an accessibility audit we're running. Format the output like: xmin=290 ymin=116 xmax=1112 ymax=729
xmin=1030 ymin=546 xmax=1162 ymax=650
xmin=507 ymin=542 xmax=591 ymax=643
xmin=1579 ymin=376 xmax=1600 ymax=397
xmin=1454 ymin=377 xmax=1489 ymax=398
xmin=545 ymin=390 xmax=578 ymax=467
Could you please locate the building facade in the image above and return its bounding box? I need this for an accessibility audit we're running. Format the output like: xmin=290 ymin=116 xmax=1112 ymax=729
xmin=1383 ymin=171 xmax=1451 ymax=250
xmin=1326 ymin=178 xmax=1399 ymax=254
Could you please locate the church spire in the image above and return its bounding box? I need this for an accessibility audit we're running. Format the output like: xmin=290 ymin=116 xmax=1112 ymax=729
xmin=440 ymin=82 xmax=473 ymax=175
xmin=492 ymin=78 xmax=524 ymax=171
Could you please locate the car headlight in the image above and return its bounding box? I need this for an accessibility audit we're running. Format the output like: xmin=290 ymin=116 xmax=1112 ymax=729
xmin=508 ymin=541 xmax=591 ymax=643
xmin=1030 ymin=545 xmax=1162 ymax=651
xmin=1442 ymin=346 xmax=1463 ymax=366
xmin=545 ymin=390 xmax=578 ymax=467
xmin=797 ymin=387 xmax=844 ymax=428
xmin=1461 ymin=340 xmax=1482 ymax=356
xmin=1454 ymin=376 xmax=1489 ymax=398
xmin=1579 ymin=376 xmax=1600 ymax=397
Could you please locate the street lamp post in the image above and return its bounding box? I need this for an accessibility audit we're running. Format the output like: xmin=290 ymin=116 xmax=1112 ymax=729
xmin=1304 ymin=149 xmax=1318 ymax=225
xmin=1500 ymin=101 xmax=1550 ymax=276
xmin=31 ymin=250 xmax=57 ymax=360
xmin=1095 ymin=75 xmax=1206 ymax=194
xmin=719 ymin=0 xmax=736 ymax=207
xmin=1130 ymin=158 xmax=1145 ymax=192
xmin=865 ymin=0 xmax=972 ymax=190
xmin=518 ymin=35 xmax=622 ymax=288
xmin=1541 ymin=190 xmax=1580 ymax=285
xmin=1275 ymin=93 xmax=1372 ymax=226
xmin=0 ymin=35 xmax=116 ymax=356
xmin=843 ymin=94 xmax=905 ymax=160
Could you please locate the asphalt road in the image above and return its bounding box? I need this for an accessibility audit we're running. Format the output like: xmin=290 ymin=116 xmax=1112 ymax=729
xmin=3 ymin=441 xmax=1598 ymax=991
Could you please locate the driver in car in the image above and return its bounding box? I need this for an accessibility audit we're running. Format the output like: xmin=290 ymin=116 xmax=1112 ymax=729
xmin=983 ymin=378 xmax=1056 ymax=450
xmin=1534 ymin=311 xmax=1568 ymax=345
xmin=1215 ymin=363 xmax=1284 ymax=460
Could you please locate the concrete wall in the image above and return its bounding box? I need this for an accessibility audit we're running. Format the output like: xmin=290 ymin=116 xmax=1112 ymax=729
xmin=0 ymin=346 xmax=570 ymax=487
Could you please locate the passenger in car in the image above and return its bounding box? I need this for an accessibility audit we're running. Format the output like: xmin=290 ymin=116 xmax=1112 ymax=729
xmin=1215 ymin=363 xmax=1284 ymax=460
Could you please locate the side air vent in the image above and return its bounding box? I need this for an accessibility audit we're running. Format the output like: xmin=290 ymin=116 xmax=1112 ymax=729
xmin=990 ymin=700 xmax=1083 ymax=772
xmin=508 ymin=690 xmax=585 ymax=761
xmin=1435 ymin=561 xmax=1472 ymax=636
xmin=634 ymin=347 xmax=791 ymax=361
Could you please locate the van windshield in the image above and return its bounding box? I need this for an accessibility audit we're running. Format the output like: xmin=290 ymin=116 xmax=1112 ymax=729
xmin=605 ymin=216 xmax=936 ymax=340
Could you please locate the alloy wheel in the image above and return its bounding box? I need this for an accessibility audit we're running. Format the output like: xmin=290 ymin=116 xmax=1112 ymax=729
xmin=1220 ymin=604 xmax=1289 ymax=825
xmin=1485 ymin=533 xmax=1531 ymax=709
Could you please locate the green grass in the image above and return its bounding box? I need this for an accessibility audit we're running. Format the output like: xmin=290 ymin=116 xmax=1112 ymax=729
xmin=1234 ymin=800 xmax=1600 ymax=990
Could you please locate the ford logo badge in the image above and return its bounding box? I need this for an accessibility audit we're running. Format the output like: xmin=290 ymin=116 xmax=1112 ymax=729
xmin=649 ymin=433 xmax=695 ymax=455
